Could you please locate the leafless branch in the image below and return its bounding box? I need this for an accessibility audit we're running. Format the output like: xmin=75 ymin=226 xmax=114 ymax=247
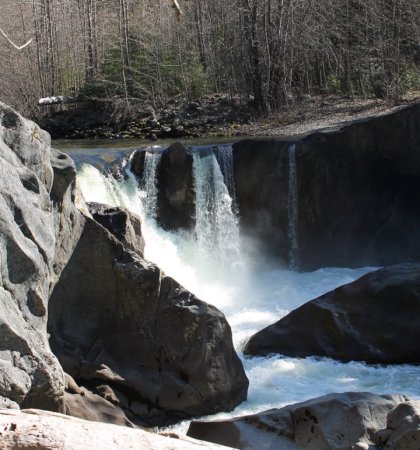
xmin=171 ymin=0 xmax=183 ymax=21
xmin=0 ymin=26 xmax=32 ymax=50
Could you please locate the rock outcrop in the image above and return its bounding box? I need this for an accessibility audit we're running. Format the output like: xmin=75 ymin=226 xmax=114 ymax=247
xmin=244 ymin=263 xmax=420 ymax=364
xmin=88 ymin=202 xmax=145 ymax=257
xmin=0 ymin=408 xmax=233 ymax=449
xmin=48 ymin=214 xmax=248 ymax=426
xmin=157 ymin=142 xmax=195 ymax=230
xmin=0 ymin=102 xmax=83 ymax=412
xmin=131 ymin=143 xmax=195 ymax=230
xmin=233 ymin=103 xmax=420 ymax=269
xmin=374 ymin=400 xmax=420 ymax=449
xmin=188 ymin=392 xmax=408 ymax=450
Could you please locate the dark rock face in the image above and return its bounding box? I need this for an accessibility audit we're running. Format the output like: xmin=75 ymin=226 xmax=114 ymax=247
xmin=188 ymin=392 xmax=406 ymax=450
xmin=0 ymin=102 xmax=83 ymax=412
xmin=244 ymin=263 xmax=420 ymax=364
xmin=63 ymin=373 xmax=134 ymax=428
xmin=157 ymin=143 xmax=195 ymax=230
xmin=48 ymin=215 xmax=248 ymax=426
xmin=233 ymin=139 xmax=291 ymax=264
xmin=130 ymin=143 xmax=195 ymax=231
xmin=130 ymin=149 xmax=145 ymax=178
xmin=88 ymin=202 xmax=145 ymax=257
xmin=233 ymin=104 xmax=420 ymax=269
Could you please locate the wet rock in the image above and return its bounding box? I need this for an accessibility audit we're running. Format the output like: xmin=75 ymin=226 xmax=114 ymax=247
xmin=233 ymin=103 xmax=420 ymax=269
xmin=157 ymin=142 xmax=195 ymax=231
xmin=244 ymin=263 xmax=420 ymax=364
xmin=188 ymin=392 xmax=406 ymax=450
xmin=88 ymin=202 xmax=145 ymax=257
xmin=130 ymin=149 xmax=146 ymax=178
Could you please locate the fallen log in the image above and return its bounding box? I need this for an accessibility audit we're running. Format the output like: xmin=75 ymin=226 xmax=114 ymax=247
xmin=38 ymin=95 xmax=80 ymax=106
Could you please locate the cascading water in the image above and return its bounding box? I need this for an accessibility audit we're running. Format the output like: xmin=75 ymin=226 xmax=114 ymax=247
xmin=72 ymin=141 xmax=420 ymax=434
xmin=288 ymin=143 xmax=299 ymax=270
xmin=213 ymin=144 xmax=238 ymax=214
xmin=192 ymin=148 xmax=241 ymax=274
xmin=139 ymin=149 xmax=162 ymax=220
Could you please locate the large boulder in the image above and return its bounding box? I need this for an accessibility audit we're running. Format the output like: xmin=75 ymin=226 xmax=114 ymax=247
xmin=157 ymin=142 xmax=195 ymax=230
xmin=244 ymin=263 xmax=420 ymax=364
xmin=0 ymin=102 xmax=83 ymax=412
xmin=48 ymin=214 xmax=248 ymax=426
xmin=0 ymin=408 xmax=233 ymax=450
xmin=188 ymin=392 xmax=407 ymax=450
xmin=233 ymin=103 xmax=420 ymax=269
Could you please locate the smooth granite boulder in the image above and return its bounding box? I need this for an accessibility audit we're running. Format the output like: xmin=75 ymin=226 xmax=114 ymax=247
xmin=244 ymin=263 xmax=420 ymax=364
xmin=0 ymin=409 xmax=233 ymax=450
xmin=0 ymin=102 xmax=83 ymax=412
xmin=188 ymin=392 xmax=407 ymax=450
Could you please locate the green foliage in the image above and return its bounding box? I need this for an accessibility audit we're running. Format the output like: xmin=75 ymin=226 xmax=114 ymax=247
xmin=399 ymin=64 xmax=420 ymax=94
xmin=80 ymin=79 xmax=108 ymax=98
xmin=92 ymin=38 xmax=208 ymax=102
xmin=326 ymin=74 xmax=342 ymax=95
xmin=185 ymin=52 xmax=208 ymax=98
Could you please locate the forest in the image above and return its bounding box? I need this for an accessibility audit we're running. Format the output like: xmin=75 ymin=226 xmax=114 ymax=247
xmin=0 ymin=0 xmax=419 ymax=120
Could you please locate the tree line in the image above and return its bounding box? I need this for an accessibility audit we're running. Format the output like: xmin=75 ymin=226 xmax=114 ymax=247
xmin=0 ymin=0 xmax=419 ymax=118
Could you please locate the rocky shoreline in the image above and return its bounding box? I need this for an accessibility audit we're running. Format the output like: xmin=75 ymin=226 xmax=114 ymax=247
xmin=41 ymin=94 xmax=255 ymax=140
xmin=40 ymin=94 xmax=419 ymax=141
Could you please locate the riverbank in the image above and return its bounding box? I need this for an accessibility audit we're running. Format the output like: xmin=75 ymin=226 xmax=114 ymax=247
xmin=40 ymin=94 xmax=420 ymax=141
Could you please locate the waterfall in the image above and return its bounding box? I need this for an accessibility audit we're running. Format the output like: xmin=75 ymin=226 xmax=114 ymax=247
xmin=213 ymin=145 xmax=238 ymax=214
xmin=138 ymin=149 xmax=162 ymax=220
xmin=288 ymin=143 xmax=299 ymax=270
xmin=77 ymin=163 xmax=137 ymax=209
xmin=192 ymin=148 xmax=241 ymax=272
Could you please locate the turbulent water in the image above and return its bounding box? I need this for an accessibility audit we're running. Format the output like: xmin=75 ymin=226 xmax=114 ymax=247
xmin=75 ymin=144 xmax=420 ymax=433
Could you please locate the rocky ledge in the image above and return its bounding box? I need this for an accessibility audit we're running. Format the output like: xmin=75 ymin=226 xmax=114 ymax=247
xmin=187 ymin=392 xmax=420 ymax=450
xmin=0 ymin=409 xmax=233 ymax=449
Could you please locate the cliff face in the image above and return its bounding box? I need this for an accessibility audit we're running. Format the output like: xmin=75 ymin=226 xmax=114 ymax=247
xmin=0 ymin=102 xmax=83 ymax=411
xmin=0 ymin=102 xmax=248 ymax=426
xmin=233 ymin=103 xmax=420 ymax=269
